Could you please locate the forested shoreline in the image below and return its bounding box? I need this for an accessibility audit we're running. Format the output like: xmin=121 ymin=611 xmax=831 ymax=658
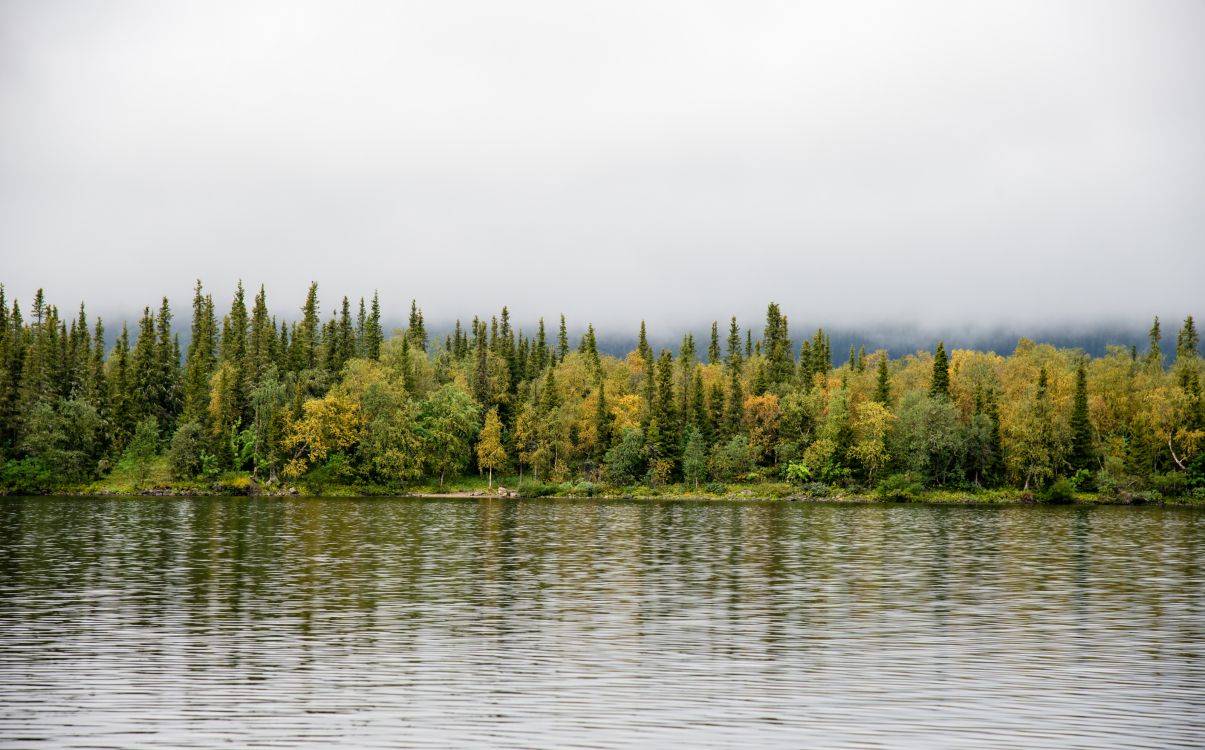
xmin=0 ymin=282 xmax=1202 ymax=502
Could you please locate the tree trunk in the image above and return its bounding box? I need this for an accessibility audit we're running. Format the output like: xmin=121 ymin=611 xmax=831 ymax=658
xmin=488 ymin=467 xmax=493 ymax=488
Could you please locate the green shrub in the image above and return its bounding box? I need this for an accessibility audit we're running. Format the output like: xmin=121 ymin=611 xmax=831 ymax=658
xmin=703 ymin=482 xmax=727 ymax=495
xmin=168 ymin=421 xmax=206 ymax=480
xmin=0 ymin=458 xmax=57 ymax=494
xmin=876 ymin=472 xmax=923 ymax=501
xmin=1069 ymin=468 xmax=1095 ymax=492
xmin=799 ymin=482 xmax=830 ymax=498
xmin=1041 ymin=477 xmax=1076 ymax=504
xmin=1150 ymin=472 xmax=1188 ymax=497
xmin=1186 ymin=453 xmax=1205 ymax=490
xmin=519 ymin=482 xmax=557 ymax=497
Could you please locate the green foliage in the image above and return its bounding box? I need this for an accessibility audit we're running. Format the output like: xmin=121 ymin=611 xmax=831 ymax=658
xmin=682 ymin=428 xmax=708 ymax=488
xmin=798 ymin=481 xmax=830 ymax=498
xmin=418 ymin=383 xmax=480 ymax=485
xmin=0 ymin=458 xmax=57 ymax=494
xmin=876 ymin=472 xmax=924 ymax=501
xmin=2 ymin=284 xmax=1200 ymax=500
xmin=605 ymin=429 xmax=646 ymax=486
xmin=1041 ymin=477 xmax=1076 ymax=504
xmin=890 ymin=392 xmax=965 ymax=486
xmin=710 ymin=435 xmax=753 ymax=481
xmin=784 ymin=460 xmax=811 ymax=484
xmin=168 ymin=421 xmax=206 ymax=480
xmin=929 ymin=341 xmax=950 ymax=399
xmin=1150 ymin=472 xmax=1188 ymax=498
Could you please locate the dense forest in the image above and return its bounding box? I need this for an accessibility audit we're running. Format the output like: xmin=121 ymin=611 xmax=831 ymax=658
xmin=0 ymin=282 xmax=1202 ymax=501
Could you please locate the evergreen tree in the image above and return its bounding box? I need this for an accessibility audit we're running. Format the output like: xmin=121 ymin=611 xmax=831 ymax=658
xmin=593 ymin=380 xmax=612 ymax=460
xmin=88 ymin=318 xmax=107 ymax=411
xmin=408 ymin=300 xmax=428 ymax=352
xmin=295 ymin=282 xmax=321 ymax=370
xmin=249 ymin=285 xmax=276 ymax=382
xmin=107 ymin=323 xmax=134 ymax=450
xmin=689 ymin=369 xmax=706 ymax=437
xmin=874 ymin=352 xmax=892 ymax=405
xmin=649 ymin=349 xmax=679 ymax=465
xmin=129 ymin=306 xmax=161 ymax=424
xmin=557 ymin=314 xmax=569 ymax=362
xmin=1146 ymin=316 xmax=1162 ymax=370
xmin=1177 ymin=315 xmax=1199 ymax=362
xmin=473 ymin=320 xmax=490 ymax=407
xmin=708 ymin=321 xmax=720 ymax=365
xmin=534 ymin=318 xmax=548 ymax=373
xmin=1068 ymin=362 xmax=1095 ymax=472
xmin=723 ymin=363 xmax=744 ymax=439
xmin=637 ymin=321 xmax=651 ymax=362
xmin=930 ymin=341 xmax=950 ymax=399
xmin=726 ymin=317 xmax=742 ymax=371
xmin=707 ymin=380 xmax=725 ymax=443
xmin=155 ymin=296 xmax=180 ymax=426
xmin=363 ymin=291 xmax=383 ymax=360
xmin=335 ymin=296 xmax=355 ymax=371
xmin=762 ymin=302 xmax=793 ymax=388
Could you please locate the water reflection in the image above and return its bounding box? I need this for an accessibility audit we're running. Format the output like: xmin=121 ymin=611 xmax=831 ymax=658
xmin=1 ymin=497 xmax=1203 ymax=748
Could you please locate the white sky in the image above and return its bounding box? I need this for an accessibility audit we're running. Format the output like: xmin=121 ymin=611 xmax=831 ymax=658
xmin=1 ymin=1 xmax=1202 ymax=334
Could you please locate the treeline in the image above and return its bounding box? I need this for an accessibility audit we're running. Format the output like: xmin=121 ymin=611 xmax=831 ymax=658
xmin=0 ymin=282 xmax=1202 ymax=499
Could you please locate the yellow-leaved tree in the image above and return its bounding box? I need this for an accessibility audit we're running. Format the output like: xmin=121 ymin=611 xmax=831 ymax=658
xmin=476 ymin=407 xmax=507 ymax=488
xmin=282 ymin=393 xmax=362 ymax=479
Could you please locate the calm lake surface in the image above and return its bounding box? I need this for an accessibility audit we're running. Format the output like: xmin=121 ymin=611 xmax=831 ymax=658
xmin=1 ymin=497 xmax=1202 ymax=749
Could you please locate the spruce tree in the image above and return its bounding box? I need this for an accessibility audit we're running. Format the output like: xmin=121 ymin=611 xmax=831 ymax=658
xmin=408 ymin=300 xmax=428 ymax=352
xmin=874 ymin=352 xmax=892 ymax=405
xmin=723 ymin=364 xmax=744 ymax=438
xmin=108 ymin=323 xmax=133 ymax=450
xmin=155 ymin=296 xmax=180 ymax=425
xmin=1068 ymin=362 xmax=1095 ymax=472
xmin=129 ymin=306 xmax=160 ymax=424
xmin=707 ymin=380 xmax=725 ymax=442
xmin=248 ymin=285 xmax=274 ymax=383
xmin=1177 ymin=315 xmax=1199 ymax=362
xmin=593 ymin=380 xmax=612 ymax=460
xmin=651 ymin=349 xmax=679 ymax=463
xmin=557 ymin=314 xmax=569 ymax=362
xmin=183 ymin=282 xmax=217 ymax=423
xmin=534 ymin=318 xmax=548 ymax=372
xmin=473 ymin=320 xmax=490 ymax=407
xmin=762 ymin=303 xmax=793 ymax=388
xmin=297 ymin=282 xmax=321 ymax=370
xmin=335 ymin=296 xmax=355 ymax=371
xmin=726 ymin=317 xmax=742 ymax=371
xmin=930 ymin=341 xmax=950 ymax=399
xmin=366 ymin=291 xmax=383 ymax=360
xmin=1146 ymin=316 xmax=1162 ymax=370
xmin=708 ymin=321 xmax=720 ymax=365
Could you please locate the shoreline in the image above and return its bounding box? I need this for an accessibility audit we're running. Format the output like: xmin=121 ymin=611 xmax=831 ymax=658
xmin=9 ymin=484 xmax=1202 ymax=507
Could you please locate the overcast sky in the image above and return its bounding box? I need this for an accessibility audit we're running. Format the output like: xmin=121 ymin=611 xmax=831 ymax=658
xmin=1 ymin=0 xmax=1202 ymax=336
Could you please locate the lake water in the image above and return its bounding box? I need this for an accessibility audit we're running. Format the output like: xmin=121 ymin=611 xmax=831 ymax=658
xmin=1 ymin=497 xmax=1202 ymax=748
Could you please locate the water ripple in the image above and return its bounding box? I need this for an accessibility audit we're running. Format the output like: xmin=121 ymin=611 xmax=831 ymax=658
xmin=1 ymin=498 xmax=1203 ymax=748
